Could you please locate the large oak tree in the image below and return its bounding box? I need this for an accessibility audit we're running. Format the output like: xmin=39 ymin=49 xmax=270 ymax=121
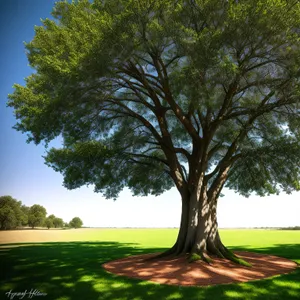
xmin=8 ymin=0 xmax=300 ymax=264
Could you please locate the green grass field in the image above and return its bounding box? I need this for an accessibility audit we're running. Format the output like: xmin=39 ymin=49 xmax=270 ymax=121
xmin=0 ymin=229 xmax=299 ymax=300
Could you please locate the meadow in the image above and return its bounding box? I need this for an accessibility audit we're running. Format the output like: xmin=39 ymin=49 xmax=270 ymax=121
xmin=0 ymin=228 xmax=299 ymax=300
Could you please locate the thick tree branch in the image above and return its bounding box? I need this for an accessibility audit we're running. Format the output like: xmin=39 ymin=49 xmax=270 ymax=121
xmin=150 ymin=53 xmax=201 ymax=141
xmin=123 ymin=151 xmax=168 ymax=166
xmin=117 ymin=61 xmax=189 ymax=190
xmin=103 ymin=99 xmax=163 ymax=143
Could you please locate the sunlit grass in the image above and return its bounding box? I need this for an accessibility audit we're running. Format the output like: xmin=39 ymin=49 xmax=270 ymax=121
xmin=0 ymin=229 xmax=299 ymax=300
xmin=220 ymin=229 xmax=300 ymax=248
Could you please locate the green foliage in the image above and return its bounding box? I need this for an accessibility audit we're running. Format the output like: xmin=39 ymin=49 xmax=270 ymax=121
xmin=44 ymin=217 xmax=54 ymax=229
xmin=227 ymin=138 xmax=300 ymax=196
xmin=0 ymin=196 xmax=26 ymax=230
xmin=44 ymin=215 xmax=65 ymax=229
xmin=64 ymin=222 xmax=70 ymax=228
xmin=20 ymin=205 xmax=29 ymax=226
xmin=69 ymin=217 xmax=83 ymax=229
xmin=28 ymin=204 xmax=47 ymax=228
xmin=0 ymin=197 xmax=64 ymax=230
xmin=48 ymin=214 xmax=56 ymax=220
xmin=44 ymin=214 xmax=56 ymax=229
xmin=7 ymin=0 xmax=300 ymax=199
xmin=53 ymin=217 xmax=64 ymax=228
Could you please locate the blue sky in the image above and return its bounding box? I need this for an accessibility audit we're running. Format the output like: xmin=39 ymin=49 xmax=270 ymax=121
xmin=0 ymin=0 xmax=299 ymax=228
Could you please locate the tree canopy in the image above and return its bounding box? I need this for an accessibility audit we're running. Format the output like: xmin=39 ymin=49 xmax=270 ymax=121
xmin=69 ymin=217 xmax=83 ymax=229
xmin=45 ymin=217 xmax=54 ymax=229
xmin=0 ymin=196 xmax=26 ymax=230
xmin=0 ymin=196 xmax=75 ymax=230
xmin=28 ymin=204 xmax=47 ymax=228
xmin=8 ymin=0 xmax=300 ymax=200
xmin=53 ymin=217 xmax=64 ymax=228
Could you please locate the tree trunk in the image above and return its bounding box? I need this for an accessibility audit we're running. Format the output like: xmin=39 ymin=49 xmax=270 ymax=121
xmin=158 ymin=187 xmax=251 ymax=266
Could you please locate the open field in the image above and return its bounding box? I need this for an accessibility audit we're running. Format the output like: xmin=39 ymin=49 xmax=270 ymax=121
xmin=0 ymin=229 xmax=299 ymax=300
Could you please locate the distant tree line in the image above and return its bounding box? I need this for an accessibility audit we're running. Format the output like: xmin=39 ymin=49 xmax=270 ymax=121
xmin=0 ymin=195 xmax=83 ymax=230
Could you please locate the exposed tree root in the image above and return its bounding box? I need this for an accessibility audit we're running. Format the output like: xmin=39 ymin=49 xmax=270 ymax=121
xmin=188 ymin=251 xmax=214 ymax=264
xmin=188 ymin=253 xmax=202 ymax=263
xmin=221 ymin=248 xmax=252 ymax=267
xmin=144 ymin=243 xmax=178 ymax=261
xmin=145 ymin=246 xmax=251 ymax=267
xmin=213 ymin=242 xmax=252 ymax=267
xmin=187 ymin=247 xmax=251 ymax=266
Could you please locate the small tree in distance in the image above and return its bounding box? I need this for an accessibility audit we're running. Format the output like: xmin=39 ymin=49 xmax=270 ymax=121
xmin=28 ymin=204 xmax=47 ymax=229
xmin=64 ymin=222 xmax=69 ymax=228
xmin=45 ymin=214 xmax=56 ymax=229
xmin=0 ymin=196 xmax=24 ymax=230
xmin=45 ymin=217 xmax=54 ymax=229
xmin=69 ymin=217 xmax=83 ymax=229
xmin=53 ymin=217 xmax=64 ymax=228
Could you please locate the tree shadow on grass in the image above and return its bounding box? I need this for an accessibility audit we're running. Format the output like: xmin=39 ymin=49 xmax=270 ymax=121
xmin=0 ymin=242 xmax=299 ymax=300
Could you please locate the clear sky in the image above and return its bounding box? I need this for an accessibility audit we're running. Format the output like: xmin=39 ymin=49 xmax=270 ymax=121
xmin=0 ymin=0 xmax=299 ymax=228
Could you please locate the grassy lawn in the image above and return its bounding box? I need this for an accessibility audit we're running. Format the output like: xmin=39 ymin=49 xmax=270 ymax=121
xmin=0 ymin=229 xmax=299 ymax=300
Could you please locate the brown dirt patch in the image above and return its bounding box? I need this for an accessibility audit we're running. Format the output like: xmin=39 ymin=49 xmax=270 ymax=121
xmin=102 ymin=251 xmax=298 ymax=286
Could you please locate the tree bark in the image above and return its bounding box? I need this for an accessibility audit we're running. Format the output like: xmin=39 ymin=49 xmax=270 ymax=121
xmin=156 ymin=184 xmax=251 ymax=266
